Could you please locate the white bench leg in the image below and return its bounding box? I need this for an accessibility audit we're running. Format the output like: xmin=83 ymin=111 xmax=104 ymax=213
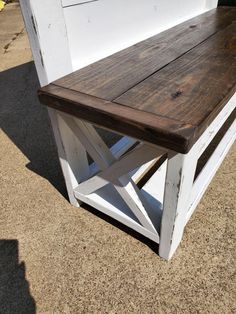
xmin=159 ymin=150 xmax=198 ymax=260
xmin=48 ymin=108 xmax=90 ymax=207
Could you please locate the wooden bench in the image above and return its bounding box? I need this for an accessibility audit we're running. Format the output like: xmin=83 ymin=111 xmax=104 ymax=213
xmin=39 ymin=7 xmax=236 ymax=154
xmin=20 ymin=0 xmax=236 ymax=260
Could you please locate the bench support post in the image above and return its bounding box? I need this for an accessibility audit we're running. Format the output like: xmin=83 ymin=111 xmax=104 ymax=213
xmin=159 ymin=150 xmax=198 ymax=260
xmin=48 ymin=109 xmax=90 ymax=207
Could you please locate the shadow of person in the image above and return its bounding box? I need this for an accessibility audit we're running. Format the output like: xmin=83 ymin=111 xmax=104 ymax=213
xmin=0 ymin=240 xmax=36 ymax=313
xmin=0 ymin=61 xmax=67 ymax=198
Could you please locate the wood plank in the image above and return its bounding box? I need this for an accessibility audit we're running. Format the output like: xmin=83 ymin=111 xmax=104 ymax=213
xmin=159 ymin=150 xmax=198 ymax=260
xmin=38 ymin=85 xmax=196 ymax=153
xmin=116 ymin=22 xmax=236 ymax=128
xmin=53 ymin=7 xmax=236 ymax=100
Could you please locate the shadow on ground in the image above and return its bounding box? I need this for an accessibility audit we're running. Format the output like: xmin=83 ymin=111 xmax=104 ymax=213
xmin=1 ymin=62 xmax=67 ymax=197
xmin=0 ymin=240 xmax=36 ymax=313
xmin=0 ymin=61 xmax=160 ymax=254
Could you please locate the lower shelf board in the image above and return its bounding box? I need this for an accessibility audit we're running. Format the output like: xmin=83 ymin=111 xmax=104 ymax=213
xmin=73 ymin=163 xmax=168 ymax=243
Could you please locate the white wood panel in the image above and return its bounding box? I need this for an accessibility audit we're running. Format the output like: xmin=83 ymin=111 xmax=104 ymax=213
xmin=57 ymin=113 xmax=90 ymax=184
xmin=47 ymin=110 xmax=81 ymax=206
xmin=20 ymin=0 xmax=73 ymax=85
xmin=20 ymin=0 xmax=87 ymax=207
xmin=159 ymin=150 xmax=198 ymax=260
xmin=63 ymin=0 xmax=209 ymax=70
xmin=186 ymin=119 xmax=236 ymax=223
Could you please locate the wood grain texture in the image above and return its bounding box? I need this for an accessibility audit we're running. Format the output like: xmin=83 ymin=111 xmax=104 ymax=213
xmin=38 ymin=7 xmax=236 ymax=153
xmin=116 ymin=22 xmax=236 ymax=126
xmin=53 ymin=7 xmax=236 ymax=100
xmin=38 ymin=85 xmax=196 ymax=153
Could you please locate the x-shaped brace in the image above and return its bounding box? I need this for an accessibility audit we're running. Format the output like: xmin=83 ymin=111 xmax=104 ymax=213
xmin=60 ymin=113 xmax=165 ymax=236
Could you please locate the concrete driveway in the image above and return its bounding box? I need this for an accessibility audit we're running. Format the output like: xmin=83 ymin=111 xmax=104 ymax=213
xmin=0 ymin=3 xmax=235 ymax=314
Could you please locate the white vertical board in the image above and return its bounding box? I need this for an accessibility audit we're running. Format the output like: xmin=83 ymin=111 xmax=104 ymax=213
xmin=19 ymin=0 xmax=87 ymax=207
xmin=20 ymin=0 xmax=73 ymax=85
xmin=159 ymin=151 xmax=198 ymax=260
xmin=63 ymin=0 xmax=211 ymax=70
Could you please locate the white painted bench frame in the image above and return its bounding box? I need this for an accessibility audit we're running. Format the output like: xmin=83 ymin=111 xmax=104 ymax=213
xmin=20 ymin=0 xmax=236 ymax=260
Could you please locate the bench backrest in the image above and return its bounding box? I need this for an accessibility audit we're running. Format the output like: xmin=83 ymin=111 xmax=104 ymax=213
xmin=20 ymin=0 xmax=218 ymax=86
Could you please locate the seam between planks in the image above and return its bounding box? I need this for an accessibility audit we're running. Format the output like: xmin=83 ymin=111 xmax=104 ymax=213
xmin=112 ymin=20 xmax=235 ymax=102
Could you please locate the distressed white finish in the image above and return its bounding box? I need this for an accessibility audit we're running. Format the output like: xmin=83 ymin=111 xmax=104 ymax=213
xmin=19 ymin=0 xmax=73 ymax=85
xmin=159 ymin=151 xmax=198 ymax=260
xmin=159 ymin=95 xmax=236 ymax=260
xmin=18 ymin=0 xmax=236 ymax=261
xmin=19 ymin=0 xmax=83 ymax=207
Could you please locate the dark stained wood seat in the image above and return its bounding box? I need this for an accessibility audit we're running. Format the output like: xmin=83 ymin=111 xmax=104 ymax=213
xmin=38 ymin=7 xmax=236 ymax=153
